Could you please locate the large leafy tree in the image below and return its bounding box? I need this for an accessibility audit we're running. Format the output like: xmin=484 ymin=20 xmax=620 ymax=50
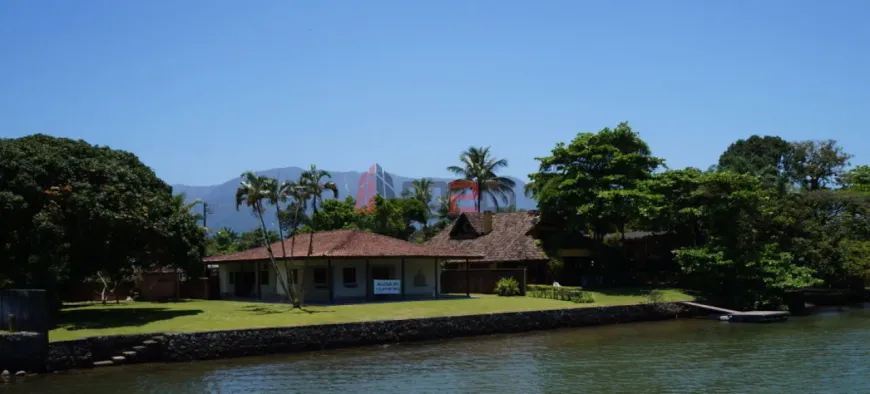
xmin=528 ymin=122 xmax=663 ymax=240
xmin=716 ymin=135 xmax=792 ymax=192
xmin=786 ymin=140 xmax=852 ymax=191
xmin=839 ymin=165 xmax=870 ymax=192
xmin=0 ymin=134 xmax=205 ymax=304
xmin=673 ymin=171 xmax=821 ymax=309
xmin=639 ymin=168 xmax=704 ymax=247
xmin=447 ymin=146 xmax=516 ymax=212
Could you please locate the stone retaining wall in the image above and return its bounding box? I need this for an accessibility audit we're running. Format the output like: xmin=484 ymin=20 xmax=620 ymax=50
xmin=44 ymin=303 xmax=687 ymax=371
xmin=0 ymin=332 xmax=47 ymax=372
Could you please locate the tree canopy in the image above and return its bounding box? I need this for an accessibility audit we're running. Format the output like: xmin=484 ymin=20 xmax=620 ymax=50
xmin=0 ymin=134 xmax=205 ymax=302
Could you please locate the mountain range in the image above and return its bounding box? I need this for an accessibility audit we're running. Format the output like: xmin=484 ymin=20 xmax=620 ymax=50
xmin=172 ymin=164 xmax=537 ymax=233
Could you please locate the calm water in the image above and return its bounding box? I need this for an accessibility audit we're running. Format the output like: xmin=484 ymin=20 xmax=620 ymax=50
xmin=5 ymin=308 xmax=870 ymax=393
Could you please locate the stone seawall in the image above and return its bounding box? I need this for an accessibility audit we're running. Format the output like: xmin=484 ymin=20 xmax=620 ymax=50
xmin=46 ymin=303 xmax=687 ymax=371
xmin=0 ymin=332 xmax=47 ymax=372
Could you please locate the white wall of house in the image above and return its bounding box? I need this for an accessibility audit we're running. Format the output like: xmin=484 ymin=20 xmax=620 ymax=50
xmin=225 ymin=258 xmax=443 ymax=303
xmin=218 ymin=263 xmax=237 ymax=297
xmin=403 ymin=258 xmax=440 ymax=297
xmin=217 ymin=261 xmax=278 ymax=298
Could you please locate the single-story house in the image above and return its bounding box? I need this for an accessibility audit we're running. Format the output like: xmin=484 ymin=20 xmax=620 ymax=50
xmin=426 ymin=211 xmax=672 ymax=286
xmin=203 ymin=229 xmax=482 ymax=304
xmin=426 ymin=211 xmax=551 ymax=283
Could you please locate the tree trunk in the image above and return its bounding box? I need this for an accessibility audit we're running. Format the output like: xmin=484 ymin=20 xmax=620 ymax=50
xmin=272 ymin=202 xmax=295 ymax=304
xmin=254 ymin=201 xmax=286 ymax=303
xmin=299 ymin=200 xmax=317 ymax=308
xmin=97 ymin=271 xmax=109 ymax=305
xmin=289 ymin=203 xmax=302 ymax=308
xmin=476 ymin=181 xmax=482 ymax=213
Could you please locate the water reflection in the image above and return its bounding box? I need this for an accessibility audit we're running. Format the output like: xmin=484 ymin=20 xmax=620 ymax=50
xmin=4 ymin=310 xmax=870 ymax=393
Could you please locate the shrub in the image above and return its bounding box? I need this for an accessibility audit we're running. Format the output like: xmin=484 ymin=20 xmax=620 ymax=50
xmin=571 ymin=291 xmax=596 ymax=304
xmin=527 ymin=284 xmax=584 ymax=301
xmin=646 ymin=289 xmax=666 ymax=304
xmin=494 ymin=277 xmax=521 ymax=296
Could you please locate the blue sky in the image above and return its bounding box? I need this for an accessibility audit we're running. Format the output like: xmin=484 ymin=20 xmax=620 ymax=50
xmin=1 ymin=0 xmax=868 ymax=186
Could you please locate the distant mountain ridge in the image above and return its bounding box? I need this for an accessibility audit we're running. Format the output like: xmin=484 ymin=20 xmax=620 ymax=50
xmin=172 ymin=164 xmax=537 ymax=233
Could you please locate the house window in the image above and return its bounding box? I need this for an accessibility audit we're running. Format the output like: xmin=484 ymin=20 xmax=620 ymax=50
xmin=313 ymin=267 xmax=328 ymax=289
xmin=229 ymin=272 xmax=235 ymax=285
xmin=413 ymin=270 xmax=427 ymax=287
xmin=343 ymin=267 xmax=357 ymax=287
xmin=260 ymin=270 xmax=269 ymax=285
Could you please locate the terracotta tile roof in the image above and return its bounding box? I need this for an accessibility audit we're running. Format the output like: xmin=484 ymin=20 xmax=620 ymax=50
xmin=426 ymin=212 xmax=549 ymax=263
xmin=204 ymin=229 xmax=483 ymax=263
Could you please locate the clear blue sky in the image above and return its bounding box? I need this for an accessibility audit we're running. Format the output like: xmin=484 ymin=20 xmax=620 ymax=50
xmin=1 ymin=0 xmax=868 ymax=186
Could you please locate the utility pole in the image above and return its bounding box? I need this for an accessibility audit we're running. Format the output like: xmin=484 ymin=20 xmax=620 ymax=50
xmin=202 ymin=202 xmax=209 ymax=228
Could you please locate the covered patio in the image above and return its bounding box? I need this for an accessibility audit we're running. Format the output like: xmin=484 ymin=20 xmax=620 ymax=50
xmin=204 ymin=229 xmax=483 ymax=304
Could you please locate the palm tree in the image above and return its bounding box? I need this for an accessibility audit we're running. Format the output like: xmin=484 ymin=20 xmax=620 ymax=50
xmin=410 ymin=178 xmax=435 ymax=228
xmin=235 ymin=171 xmax=292 ymax=302
xmin=447 ymin=146 xmax=516 ymax=212
xmin=213 ymin=227 xmax=240 ymax=253
xmin=299 ymin=165 xmax=338 ymax=301
xmin=279 ymin=179 xmax=309 ymax=307
xmin=300 ymin=165 xmax=339 ymax=216
xmin=171 ymin=193 xmax=206 ymax=229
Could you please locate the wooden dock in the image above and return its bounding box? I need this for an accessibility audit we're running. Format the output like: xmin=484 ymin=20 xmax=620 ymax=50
xmin=679 ymin=301 xmax=790 ymax=323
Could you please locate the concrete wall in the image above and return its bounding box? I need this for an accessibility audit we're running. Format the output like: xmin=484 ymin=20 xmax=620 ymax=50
xmin=0 ymin=332 xmax=47 ymax=372
xmin=43 ymin=303 xmax=690 ymax=371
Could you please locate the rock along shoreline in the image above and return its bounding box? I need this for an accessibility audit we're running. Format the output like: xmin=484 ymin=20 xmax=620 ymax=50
xmin=2 ymin=302 xmax=689 ymax=374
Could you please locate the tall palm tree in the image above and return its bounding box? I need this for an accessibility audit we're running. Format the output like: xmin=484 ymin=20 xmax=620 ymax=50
xmin=300 ymin=165 xmax=339 ymax=217
xmin=299 ymin=165 xmax=339 ymax=298
xmin=410 ymin=178 xmax=435 ymax=228
xmin=279 ymin=179 xmax=309 ymax=307
xmin=447 ymin=146 xmax=516 ymax=212
xmin=235 ymin=171 xmax=291 ymax=302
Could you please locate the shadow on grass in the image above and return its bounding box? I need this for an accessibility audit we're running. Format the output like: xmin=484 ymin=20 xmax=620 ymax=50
xmin=55 ymin=308 xmax=203 ymax=331
xmin=238 ymin=305 xmax=333 ymax=315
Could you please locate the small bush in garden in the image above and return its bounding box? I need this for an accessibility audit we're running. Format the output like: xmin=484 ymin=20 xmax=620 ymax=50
xmin=646 ymin=289 xmax=666 ymax=304
xmin=494 ymin=277 xmax=521 ymax=296
xmin=571 ymin=291 xmax=596 ymax=304
xmin=526 ymin=284 xmax=583 ymax=301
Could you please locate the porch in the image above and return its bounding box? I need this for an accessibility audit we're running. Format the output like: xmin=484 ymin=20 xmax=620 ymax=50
xmin=215 ymin=257 xmax=475 ymax=304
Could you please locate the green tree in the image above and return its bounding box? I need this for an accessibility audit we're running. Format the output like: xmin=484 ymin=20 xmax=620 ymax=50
xmin=447 ymin=146 xmax=516 ymax=212
xmin=311 ymin=197 xmax=364 ymax=231
xmin=209 ymin=227 xmax=240 ymax=255
xmin=639 ymin=168 xmax=704 ymax=246
xmin=717 ymin=135 xmax=792 ymax=192
xmin=235 ymin=172 xmax=292 ymax=302
xmin=528 ymin=122 xmax=664 ymax=240
xmin=296 ymin=165 xmax=339 ymax=305
xmin=236 ymin=228 xmax=281 ymax=251
xmin=0 ymin=134 xmax=205 ymax=306
xmin=673 ymin=171 xmax=821 ymax=308
xmin=406 ymin=178 xmax=435 ymax=228
xmin=839 ymin=165 xmax=870 ymax=192
xmin=786 ymin=140 xmax=852 ymax=190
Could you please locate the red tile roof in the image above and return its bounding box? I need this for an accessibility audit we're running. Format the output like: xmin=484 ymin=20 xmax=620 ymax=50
xmin=204 ymin=229 xmax=483 ymax=263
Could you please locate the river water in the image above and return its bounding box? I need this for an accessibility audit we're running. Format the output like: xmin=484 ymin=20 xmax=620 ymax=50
xmin=4 ymin=308 xmax=870 ymax=393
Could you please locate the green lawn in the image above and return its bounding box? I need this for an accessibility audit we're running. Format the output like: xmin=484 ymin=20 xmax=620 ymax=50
xmin=50 ymin=288 xmax=693 ymax=342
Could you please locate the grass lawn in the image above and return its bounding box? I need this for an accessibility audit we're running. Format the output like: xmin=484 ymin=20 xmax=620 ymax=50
xmin=50 ymin=288 xmax=693 ymax=342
